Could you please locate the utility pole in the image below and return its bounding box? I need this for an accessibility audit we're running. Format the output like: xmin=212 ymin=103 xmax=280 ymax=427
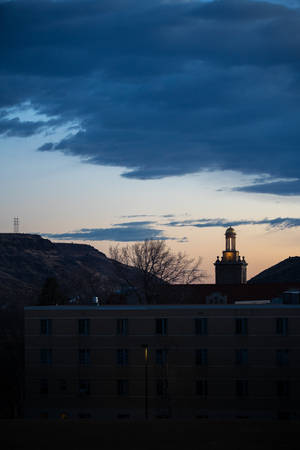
xmin=13 ymin=217 xmax=20 ymax=233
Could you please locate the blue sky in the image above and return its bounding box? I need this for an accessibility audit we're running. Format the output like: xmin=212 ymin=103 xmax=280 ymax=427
xmin=1 ymin=0 xmax=300 ymax=281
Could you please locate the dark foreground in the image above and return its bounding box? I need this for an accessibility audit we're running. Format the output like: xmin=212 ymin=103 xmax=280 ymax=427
xmin=1 ymin=420 xmax=300 ymax=450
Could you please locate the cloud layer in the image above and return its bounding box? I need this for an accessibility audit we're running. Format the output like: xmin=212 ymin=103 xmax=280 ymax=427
xmin=1 ymin=0 xmax=300 ymax=194
xmin=44 ymin=222 xmax=167 ymax=242
xmin=44 ymin=216 xmax=300 ymax=243
xmin=234 ymin=179 xmax=300 ymax=195
xmin=166 ymin=217 xmax=300 ymax=229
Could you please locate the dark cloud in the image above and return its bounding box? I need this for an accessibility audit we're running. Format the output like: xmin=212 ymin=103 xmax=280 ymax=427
xmin=0 ymin=115 xmax=59 ymax=137
xmin=0 ymin=117 xmax=46 ymax=137
xmin=44 ymin=224 xmax=167 ymax=242
xmin=1 ymin=0 xmax=300 ymax=193
xmin=234 ymin=179 xmax=300 ymax=195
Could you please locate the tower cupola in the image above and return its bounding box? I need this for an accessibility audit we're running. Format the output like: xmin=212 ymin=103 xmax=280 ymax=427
xmin=225 ymin=227 xmax=236 ymax=251
xmin=214 ymin=227 xmax=247 ymax=284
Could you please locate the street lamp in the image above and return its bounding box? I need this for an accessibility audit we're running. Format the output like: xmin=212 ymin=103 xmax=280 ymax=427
xmin=141 ymin=344 xmax=148 ymax=420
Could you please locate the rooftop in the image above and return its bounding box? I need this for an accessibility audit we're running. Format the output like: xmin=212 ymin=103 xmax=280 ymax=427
xmin=25 ymin=303 xmax=300 ymax=311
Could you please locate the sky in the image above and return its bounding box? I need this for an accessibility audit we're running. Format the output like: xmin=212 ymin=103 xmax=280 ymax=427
xmin=1 ymin=0 xmax=300 ymax=282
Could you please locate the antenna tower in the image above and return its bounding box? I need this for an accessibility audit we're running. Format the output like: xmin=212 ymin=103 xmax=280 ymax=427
xmin=13 ymin=217 xmax=20 ymax=233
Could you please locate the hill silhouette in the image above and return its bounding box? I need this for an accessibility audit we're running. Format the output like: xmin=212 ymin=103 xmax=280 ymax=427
xmin=0 ymin=233 xmax=137 ymax=308
xmin=249 ymin=256 xmax=300 ymax=284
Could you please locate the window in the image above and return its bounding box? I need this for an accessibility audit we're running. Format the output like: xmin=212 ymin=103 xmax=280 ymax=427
xmin=40 ymin=379 xmax=48 ymax=395
xmin=117 ymin=319 xmax=128 ymax=336
xmin=156 ymin=349 xmax=168 ymax=366
xmin=195 ymin=349 xmax=208 ymax=366
xmin=157 ymin=379 xmax=168 ymax=398
xmin=156 ymin=318 xmax=168 ymax=335
xmin=235 ymin=318 xmax=248 ymax=335
xmin=58 ymin=379 xmax=67 ymax=392
xmin=277 ymin=380 xmax=290 ymax=397
xmin=40 ymin=319 xmax=52 ymax=336
xmin=235 ymin=349 xmax=248 ymax=365
xmin=195 ymin=318 xmax=207 ymax=335
xmin=276 ymin=318 xmax=288 ymax=336
xmin=117 ymin=414 xmax=131 ymax=419
xmin=117 ymin=349 xmax=129 ymax=366
xmin=117 ymin=379 xmax=129 ymax=396
xmin=78 ymin=319 xmax=90 ymax=336
xmin=196 ymin=380 xmax=208 ymax=397
xmin=79 ymin=349 xmax=91 ymax=365
xmin=79 ymin=380 xmax=90 ymax=396
xmin=236 ymin=380 xmax=248 ymax=397
xmin=40 ymin=348 xmax=52 ymax=365
xmin=78 ymin=413 xmax=91 ymax=419
xmin=276 ymin=349 xmax=289 ymax=366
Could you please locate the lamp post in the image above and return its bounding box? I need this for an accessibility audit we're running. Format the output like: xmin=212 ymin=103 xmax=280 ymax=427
xmin=141 ymin=344 xmax=148 ymax=420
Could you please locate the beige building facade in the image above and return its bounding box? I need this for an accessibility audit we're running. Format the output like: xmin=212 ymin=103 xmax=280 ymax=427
xmin=24 ymin=304 xmax=300 ymax=420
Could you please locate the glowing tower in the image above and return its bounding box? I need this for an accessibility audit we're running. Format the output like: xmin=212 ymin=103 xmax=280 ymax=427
xmin=214 ymin=227 xmax=247 ymax=284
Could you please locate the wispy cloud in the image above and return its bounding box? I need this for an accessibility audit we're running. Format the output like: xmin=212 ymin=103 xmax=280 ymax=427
xmin=234 ymin=179 xmax=300 ymax=196
xmin=166 ymin=217 xmax=300 ymax=230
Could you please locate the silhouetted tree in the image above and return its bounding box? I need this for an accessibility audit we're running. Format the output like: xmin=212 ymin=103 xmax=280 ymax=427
xmin=109 ymin=240 xmax=203 ymax=303
xmin=38 ymin=277 xmax=66 ymax=305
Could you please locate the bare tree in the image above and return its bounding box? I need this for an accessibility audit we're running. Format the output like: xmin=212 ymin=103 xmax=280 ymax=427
xmin=109 ymin=240 xmax=203 ymax=303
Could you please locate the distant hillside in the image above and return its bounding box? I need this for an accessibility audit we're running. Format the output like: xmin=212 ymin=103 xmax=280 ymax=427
xmin=0 ymin=233 xmax=138 ymax=308
xmin=249 ymin=257 xmax=300 ymax=284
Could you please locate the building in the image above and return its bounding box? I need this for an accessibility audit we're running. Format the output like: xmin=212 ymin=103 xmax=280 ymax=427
xmin=25 ymin=303 xmax=300 ymax=420
xmin=215 ymin=227 xmax=247 ymax=284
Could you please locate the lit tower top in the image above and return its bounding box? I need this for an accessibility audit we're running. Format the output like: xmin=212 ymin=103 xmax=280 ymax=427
xmin=214 ymin=227 xmax=247 ymax=284
xmin=224 ymin=226 xmax=238 ymax=261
